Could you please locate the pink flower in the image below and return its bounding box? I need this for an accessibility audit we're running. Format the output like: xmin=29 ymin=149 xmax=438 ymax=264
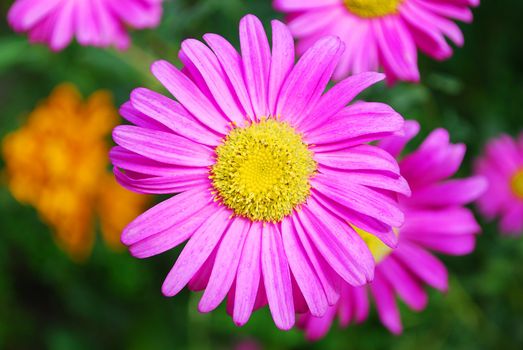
xmin=111 ymin=14 xmax=409 ymax=330
xmin=274 ymin=0 xmax=479 ymax=84
xmin=299 ymin=121 xmax=486 ymax=339
xmin=7 ymin=0 xmax=163 ymax=51
xmin=475 ymin=134 xmax=523 ymax=235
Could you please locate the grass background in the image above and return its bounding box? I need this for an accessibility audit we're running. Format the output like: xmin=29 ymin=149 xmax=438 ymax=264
xmin=1 ymin=0 xmax=523 ymax=349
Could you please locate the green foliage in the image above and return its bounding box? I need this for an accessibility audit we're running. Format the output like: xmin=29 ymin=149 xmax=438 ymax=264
xmin=1 ymin=0 xmax=523 ymax=349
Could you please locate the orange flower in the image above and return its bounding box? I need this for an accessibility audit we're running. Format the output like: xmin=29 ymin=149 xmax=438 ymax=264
xmin=2 ymin=84 xmax=150 ymax=261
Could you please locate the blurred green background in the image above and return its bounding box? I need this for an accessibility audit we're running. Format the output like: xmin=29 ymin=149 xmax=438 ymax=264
xmin=1 ymin=0 xmax=523 ymax=349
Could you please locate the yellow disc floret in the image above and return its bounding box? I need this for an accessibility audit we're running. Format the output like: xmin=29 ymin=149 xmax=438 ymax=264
xmin=511 ymin=170 xmax=523 ymax=199
xmin=211 ymin=118 xmax=316 ymax=222
xmin=344 ymin=0 xmax=403 ymax=18
xmin=352 ymin=225 xmax=395 ymax=263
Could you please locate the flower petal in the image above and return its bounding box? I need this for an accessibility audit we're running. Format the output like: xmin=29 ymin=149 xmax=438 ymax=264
xmin=234 ymin=221 xmax=263 ymax=326
xmin=262 ymin=223 xmax=295 ymax=330
xmin=162 ymin=206 xmax=232 ymax=297
xmin=370 ymin=270 xmax=403 ymax=334
xmin=204 ymin=33 xmax=255 ymax=119
xmin=313 ymin=174 xmax=405 ymax=228
xmin=407 ymin=176 xmax=487 ymax=207
xmin=268 ymin=20 xmax=295 ymax=115
xmin=297 ymin=197 xmax=374 ymax=286
xmin=113 ymin=125 xmax=214 ymax=167
xmin=276 ymin=36 xmax=343 ymax=125
xmin=393 ymin=242 xmax=448 ymax=291
xmin=379 ymin=257 xmax=428 ymax=311
xmin=305 ymin=102 xmax=404 ymax=149
xmin=315 ymin=145 xmax=400 ymax=176
xmin=121 ymin=186 xmax=212 ymax=245
xmin=290 ymin=215 xmax=341 ymax=305
xmin=281 ymin=218 xmax=328 ymax=317
xmin=151 ymin=60 xmax=229 ymax=134
xmin=181 ymin=39 xmax=246 ymax=124
xmin=239 ymin=14 xmax=271 ymax=118
xmin=113 ymin=167 xmax=208 ymax=195
xmin=199 ymin=218 xmax=250 ymax=312
xmin=312 ymin=190 xmax=397 ymax=248
xmin=300 ymin=72 xmax=385 ymax=132
xmin=130 ymin=88 xmax=222 ymax=146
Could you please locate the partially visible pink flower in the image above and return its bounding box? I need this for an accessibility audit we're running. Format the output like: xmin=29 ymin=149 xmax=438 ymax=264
xmin=8 ymin=0 xmax=163 ymax=51
xmin=235 ymin=339 xmax=262 ymax=350
xmin=274 ymin=0 xmax=479 ymax=84
xmin=299 ymin=121 xmax=487 ymax=339
xmin=111 ymin=14 xmax=409 ymax=330
xmin=475 ymin=134 xmax=523 ymax=235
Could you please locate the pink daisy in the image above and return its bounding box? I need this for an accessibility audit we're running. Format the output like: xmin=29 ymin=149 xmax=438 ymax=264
xmin=111 ymin=14 xmax=410 ymax=330
xmin=299 ymin=121 xmax=486 ymax=339
xmin=7 ymin=0 xmax=163 ymax=51
xmin=274 ymin=0 xmax=479 ymax=84
xmin=475 ymin=133 xmax=523 ymax=235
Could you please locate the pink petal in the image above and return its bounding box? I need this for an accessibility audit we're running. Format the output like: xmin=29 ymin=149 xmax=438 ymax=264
xmin=204 ymin=33 xmax=255 ymax=119
xmin=305 ymin=102 xmax=404 ymax=148
xmin=312 ymin=175 xmax=404 ymax=228
xmin=114 ymin=167 xmax=208 ymax=195
xmin=181 ymin=39 xmax=246 ymax=124
xmin=301 ymin=306 xmax=337 ymax=341
xmin=393 ymin=242 xmax=448 ymax=291
xmin=407 ymin=176 xmax=487 ymax=207
xmin=274 ymin=0 xmax=340 ymax=11
xmin=112 ymin=125 xmax=214 ymax=167
xmin=121 ymin=186 xmax=212 ymax=245
xmin=299 ymin=72 xmax=385 ymax=132
xmin=151 ymin=60 xmax=229 ymax=134
xmin=374 ymin=16 xmax=419 ymax=83
xmin=276 ymin=36 xmax=343 ymax=125
xmin=290 ymin=215 xmax=341 ymax=305
xmin=379 ymin=257 xmax=428 ymax=311
xmin=188 ymin=249 xmax=216 ymax=291
xmin=408 ymin=234 xmax=476 ymax=255
xmin=199 ymin=218 xmax=250 ymax=312
xmin=110 ymin=146 xmax=199 ymax=178
xmin=315 ymin=144 xmax=400 ymax=176
xmin=400 ymin=128 xmax=466 ymax=187
xmin=120 ymin=101 xmax=171 ymax=132
xmin=500 ymin=205 xmax=523 ymax=235
xmin=129 ymin=203 xmax=219 ymax=259
xmin=162 ymin=207 xmax=232 ymax=297
xmin=401 ymin=208 xmax=481 ymax=237
xmin=312 ymin=191 xmax=397 ymax=247
xmin=261 ymin=224 xmax=295 ymax=330
xmin=130 ymin=88 xmax=222 ymax=146
xmin=320 ymin=168 xmax=411 ymax=196
xmin=371 ymin=270 xmax=403 ymax=334
xmin=234 ymin=222 xmax=263 ymax=326
xmin=379 ymin=120 xmax=420 ymax=158
xmin=298 ymin=197 xmax=375 ymax=286
xmin=281 ymin=218 xmax=328 ymax=317
xmin=239 ymin=14 xmax=271 ymax=118
xmin=268 ymin=20 xmax=295 ymax=115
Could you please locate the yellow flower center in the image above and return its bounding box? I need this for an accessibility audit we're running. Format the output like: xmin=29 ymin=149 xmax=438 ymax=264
xmin=211 ymin=118 xmax=316 ymax=222
xmin=343 ymin=0 xmax=403 ymax=18
xmin=352 ymin=225 xmax=395 ymax=263
xmin=511 ymin=170 xmax=523 ymax=199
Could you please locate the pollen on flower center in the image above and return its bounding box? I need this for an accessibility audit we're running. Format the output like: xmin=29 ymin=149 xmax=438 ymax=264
xmin=352 ymin=225 xmax=395 ymax=263
xmin=510 ymin=170 xmax=523 ymax=199
xmin=211 ymin=118 xmax=316 ymax=222
xmin=343 ymin=0 xmax=403 ymax=18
